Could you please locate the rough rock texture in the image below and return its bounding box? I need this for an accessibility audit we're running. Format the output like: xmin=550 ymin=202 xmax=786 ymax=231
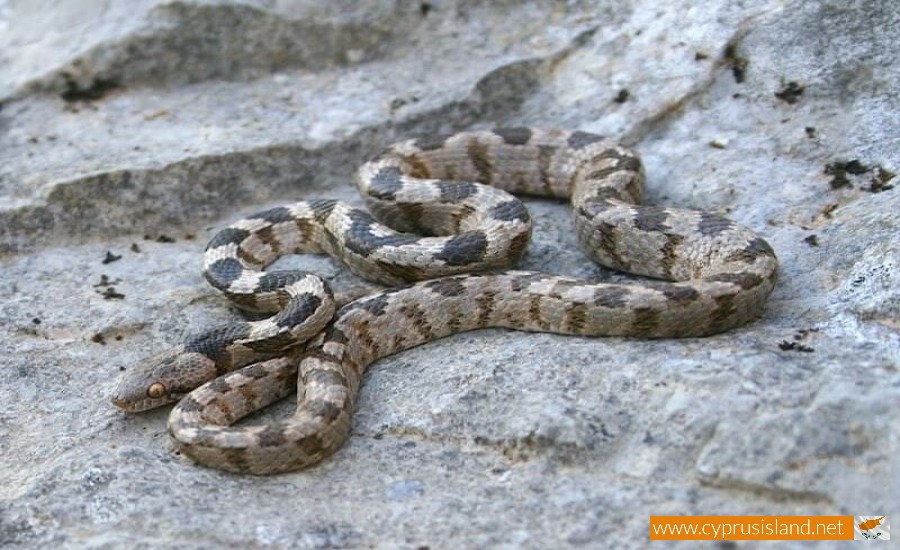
xmin=1 ymin=0 xmax=897 ymax=547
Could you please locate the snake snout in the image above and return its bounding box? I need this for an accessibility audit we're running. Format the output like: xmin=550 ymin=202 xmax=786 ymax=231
xmin=110 ymin=393 xmax=134 ymax=412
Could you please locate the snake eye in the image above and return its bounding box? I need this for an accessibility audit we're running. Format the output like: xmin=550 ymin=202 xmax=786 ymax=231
xmin=147 ymin=383 xmax=166 ymax=399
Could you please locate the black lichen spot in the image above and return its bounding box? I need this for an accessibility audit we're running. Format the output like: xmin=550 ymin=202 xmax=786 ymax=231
xmin=775 ymin=81 xmax=805 ymax=104
xmin=803 ymin=234 xmax=819 ymax=247
xmin=436 ymin=180 xmax=478 ymax=201
xmin=414 ymin=133 xmax=452 ymax=151
xmin=61 ymin=76 xmax=120 ymax=102
xmin=697 ymin=212 xmax=734 ymax=236
xmin=489 ymin=199 xmax=530 ymax=222
xmin=820 ymin=203 xmax=839 ymax=218
xmin=248 ymin=206 xmax=295 ymax=225
xmin=723 ymin=41 xmax=748 ymax=83
xmin=613 ymin=89 xmax=630 ymax=103
xmin=130 ymin=243 xmax=141 ymax=253
xmin=389 ymin=97 xmax=408 ymax=112
xmin=694 ymin=51 xmax=709 ymax=61
xmin=778 ymin=340 xmax=814 ymax=353
xmin=91 ymin=333 xmax=106 ymax=345
xmin=805 ymin=126 xmax=817 ymax=138
xmin=94 ymin=274 xmax=120 ymax=287
xmin=102 ymin=251 xmax=122 ymax=264
xmin=206 ymin=227 xmax=250 ymax=251
xmin=493 ymin=127 xmax=533 ymax=145
xmin=434 ymin=231 xmax=488 ymax=266
xmin=824 ymin=159 xmax=869 ymax=189
xmin=633 ymin=206 xmax=670 ymax=232
xmin=419 ymin=2 xmax=432 ymax=16
xmin=868 ymin=166 xmax=896 ymax=193
xmin=205 ymin=258 xmax=245 ymax=287
xmin=156 ymin=234 xmax=176 ymax=243
xmin=367 ymin=166 xmax=405 ymax=200
xmin=567 ymin=131 xmax=606 ymax=150
xmin=102 ymin=287 xmax=125 ymax=300
xmin=593 ymin=287 xmax=631 ymax=308
xmin=425 ymin=277 xmax=467 ymax=297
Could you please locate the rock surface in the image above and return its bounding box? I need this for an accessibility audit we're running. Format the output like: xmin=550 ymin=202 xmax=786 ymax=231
xmin=1 ymin=0 xmax=897 ymax=547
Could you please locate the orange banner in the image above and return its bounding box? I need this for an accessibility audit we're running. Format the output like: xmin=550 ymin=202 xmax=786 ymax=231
xmin=650 ymin=516 xmax=854 ymax=540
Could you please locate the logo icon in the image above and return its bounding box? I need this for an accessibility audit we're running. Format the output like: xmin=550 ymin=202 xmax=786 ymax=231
xmin=855 ymin=516 xmax=889 ymax=540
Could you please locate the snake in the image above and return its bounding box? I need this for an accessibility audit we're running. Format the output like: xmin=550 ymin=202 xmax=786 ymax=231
xmin=111 ymin=128 xmax=778 ymax=475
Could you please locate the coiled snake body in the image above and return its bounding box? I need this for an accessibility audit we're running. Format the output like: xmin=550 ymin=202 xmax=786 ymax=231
xmin=112 ymin=128 xmax=778 ymax=474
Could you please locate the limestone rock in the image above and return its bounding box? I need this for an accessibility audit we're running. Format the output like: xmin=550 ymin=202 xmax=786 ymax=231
xmin=1 ymin=0 xmax=897 ymax=547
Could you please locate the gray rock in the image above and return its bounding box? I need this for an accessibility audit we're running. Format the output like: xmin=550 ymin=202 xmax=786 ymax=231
xmin=1 ymin=0 xmax=897 ymax=548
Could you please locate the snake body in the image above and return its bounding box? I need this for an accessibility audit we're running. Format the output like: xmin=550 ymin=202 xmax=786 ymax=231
xmin=112 ymin=128 xmax=778 ymax=474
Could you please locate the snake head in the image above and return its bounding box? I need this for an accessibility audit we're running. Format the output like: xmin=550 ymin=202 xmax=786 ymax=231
xmin=111 ymin=346 xmax=219 ymax=413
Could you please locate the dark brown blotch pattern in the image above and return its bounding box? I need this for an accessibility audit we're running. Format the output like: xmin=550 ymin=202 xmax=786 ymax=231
xmin=633 ymin=206 xmax=671 ymax=232
xmin=436 ymin=180 xmax=479 ymax=202
xmin=593 ymin=287 xmax=631 ymax=308
xmin=367 ymin=167 xmax=406 ymax=200
xmin=425 ymin=277 xmax=467 ymax=297
xmin=707 ymin=272 xmax=764 ymax=290
xmin=205 ymin=258 xmax=244 ymax=289
xmin=466 ymin=138 xmax=493 ymax=184
xmin=434 ymin=231 xmax=488 ymax=266
xmin=185 ymin=323 xmax=251 ymax=366
xmin=660 ymin=284 xmax=701 ymax=303
xmin=631 ymin=307 xmax=662 ymax=336
xmin=206 ymin=227 xmax=250 ymax=252
xmin=659 ymin=234 xmax=685 ymax=279
xmin=697 ymin=212 xmax=734 ymax=236
xmin=489 ymin=199 xmax=530 ymax=223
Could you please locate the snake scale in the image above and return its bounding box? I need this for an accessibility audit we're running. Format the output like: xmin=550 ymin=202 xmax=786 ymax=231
xmin=112 ymin=128 xmax=778 ymax=475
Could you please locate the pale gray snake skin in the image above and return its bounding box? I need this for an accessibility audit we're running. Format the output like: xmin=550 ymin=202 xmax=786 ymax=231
xmin=112 ymin=128 xmax=778 ymax=475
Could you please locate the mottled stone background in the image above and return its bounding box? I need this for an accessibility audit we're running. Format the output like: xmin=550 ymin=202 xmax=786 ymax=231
xmin=1 ymin=1 xmax=897 ymax=548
